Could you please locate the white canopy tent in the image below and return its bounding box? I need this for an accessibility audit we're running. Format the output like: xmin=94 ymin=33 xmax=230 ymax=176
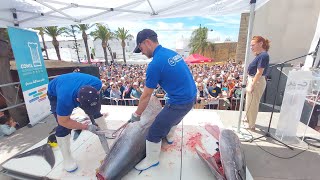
xmin=0 ymin=0 xmax=270 ymax=130
xmin=0 ymin=0 xmax=269 ymax=28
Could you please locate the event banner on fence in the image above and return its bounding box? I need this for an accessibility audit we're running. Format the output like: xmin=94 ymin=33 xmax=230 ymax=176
xmin=8 ymin=27 xmax=51 ymax=126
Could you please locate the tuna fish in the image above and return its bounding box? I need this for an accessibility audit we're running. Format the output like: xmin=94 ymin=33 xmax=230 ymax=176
xmin=96 ymin=96 xmax=162 ymax=180
xmin=196 ymin=125 xmax=246 ymax=180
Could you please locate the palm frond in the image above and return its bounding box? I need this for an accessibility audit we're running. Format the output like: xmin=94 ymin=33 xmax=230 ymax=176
xmin=188 ymin=26 xmax=211 ymax=55
xmin=43 ymin=26 xmax=66 ymax=38
xmin=114 ymin=27 xmax=133 ymax=41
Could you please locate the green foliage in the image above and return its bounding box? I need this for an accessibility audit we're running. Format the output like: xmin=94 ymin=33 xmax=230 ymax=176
xmin=74 ymin=24 xmax=95 ymax=32
xmin=64 ymin=25 xmax=79 ymax=37
xmin=90 ymin=23 xmax=114 ymax=42
xmin=114 ymin=27 xmax=133 ymax=44
xmin=43 ymin=26 xmax=66 ymax=38
xmin=33 ymin=27 xmax=45 ymax=36
xmin=188 ymin=26 xmax=214 ymax=55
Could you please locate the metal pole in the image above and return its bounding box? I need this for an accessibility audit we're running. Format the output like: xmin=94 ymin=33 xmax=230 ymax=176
xmin=237 ymin=0 xmax=256 ymax=132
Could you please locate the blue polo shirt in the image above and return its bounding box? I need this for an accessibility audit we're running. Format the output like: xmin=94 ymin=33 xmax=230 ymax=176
xmin=48 ymin=73 xmax=102 ymax=116
xmin=248 ymin=51 xmax=269 ymax=76
xmin=146 ymin=45 xmax=196 ymax=104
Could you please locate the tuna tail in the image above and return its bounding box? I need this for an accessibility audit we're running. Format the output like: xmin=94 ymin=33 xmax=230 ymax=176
xmin=11 ymin=143 xmax=55 ymax=169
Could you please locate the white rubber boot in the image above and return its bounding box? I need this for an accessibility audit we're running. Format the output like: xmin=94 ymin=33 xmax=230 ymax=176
xmin=166 ymin=125 xmax=177 ymax=144
xmin=56 ymin=134 xmax=78 ymax=172
xmin=95 ymin=116 xmax=108 ymax=130
xmin=135 ymin=140 xmax=161 ymax=171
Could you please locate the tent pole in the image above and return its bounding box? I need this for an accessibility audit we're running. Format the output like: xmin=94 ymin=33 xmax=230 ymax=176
xmin=311 ymin=12 xmax=320 ymax=68
xmin=237 ymin=0 xmax=256 ymax=133
xmin=146 ymin=0 xmax=157 ymax=15
xmin=34 ymin=0 xmax=78 ymax=22
xmin=18 ymin=6 xmax=73 ymax=24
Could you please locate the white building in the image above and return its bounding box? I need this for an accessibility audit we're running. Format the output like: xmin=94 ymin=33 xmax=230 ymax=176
xmin=175 ymin=36 xmax=190 ymax=58
xmin=43 ymin=37 xmax=147 ymax=63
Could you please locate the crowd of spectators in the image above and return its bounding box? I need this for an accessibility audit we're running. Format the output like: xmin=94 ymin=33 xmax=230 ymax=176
xmin=97 ymin=60 xmax=244 ymax=110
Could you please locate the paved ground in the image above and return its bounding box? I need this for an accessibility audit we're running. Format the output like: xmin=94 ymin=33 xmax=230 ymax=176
xmin=0 ymin=114 xmax=57 ymax=180
xmin=1 ymin=109 xmax=320 ymax=180
xmin=219 ymin=110 xmax=320 ymax=180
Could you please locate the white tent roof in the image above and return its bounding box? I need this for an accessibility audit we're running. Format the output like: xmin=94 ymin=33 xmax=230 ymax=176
xmin=0 ymin=0 xmax=269 ymax=28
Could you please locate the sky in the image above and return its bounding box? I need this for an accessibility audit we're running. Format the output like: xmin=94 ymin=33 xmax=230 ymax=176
xmin=44 ymin=14 xmax=241 ymax=50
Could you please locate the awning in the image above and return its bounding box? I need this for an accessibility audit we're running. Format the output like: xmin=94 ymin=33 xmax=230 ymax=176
xmin=185 ymin=54 xmax=212 ymax=64
xmin=0 ymin=0 xmax=270 ymax=28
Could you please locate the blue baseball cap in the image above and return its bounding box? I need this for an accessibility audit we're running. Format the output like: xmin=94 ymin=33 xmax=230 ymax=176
xmin=78 ymin=86 xmax=101 ymax=116
xmin=133 ymin=29 xmax=157 ymax=53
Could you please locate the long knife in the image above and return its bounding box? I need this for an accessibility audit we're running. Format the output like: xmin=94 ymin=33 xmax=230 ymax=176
xmin=89 ymin=115 xmax=110 ymax=154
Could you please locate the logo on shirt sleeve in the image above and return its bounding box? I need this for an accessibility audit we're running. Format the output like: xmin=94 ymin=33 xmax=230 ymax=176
xmin=168 ymin=54 xmax=183 ymax=66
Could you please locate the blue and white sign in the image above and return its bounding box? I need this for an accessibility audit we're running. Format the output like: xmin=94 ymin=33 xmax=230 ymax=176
xmin=8 ymin=27 xmax=51 ymax=126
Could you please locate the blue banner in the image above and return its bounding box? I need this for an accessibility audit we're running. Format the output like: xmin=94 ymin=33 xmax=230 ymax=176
xmin=8 ymin=27 xmax=50 ymax=126
xmin=8 ymin=27 xmax=49 ymax=91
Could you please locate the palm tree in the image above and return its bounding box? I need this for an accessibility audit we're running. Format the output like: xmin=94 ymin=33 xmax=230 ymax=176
xmin=75 ymin=24 xmax=94 ymax=64
xmin=105 ymin=31 xmax=115 ymax=64
xmin=43 ymin=26 xmax=65 ymax=60
xmin=90 ymin=24 xmax=113 ymax=65
xmin=107 ymin=42 xmax=115 ymax=64
xmin=65 ymin=25 xmax=81 ymax=62
xmin=188 ymin=26 xmax=214 ymax=55
xmin=114 ymin=27 xmax=133 ymax=64
xmin=33 ymin=27 xmax=49 ymax=60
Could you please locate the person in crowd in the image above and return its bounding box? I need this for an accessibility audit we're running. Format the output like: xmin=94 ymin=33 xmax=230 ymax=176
xmin=123 ymin=81 xmax=133 ymax=106
xmin=118 ymin=81 xmax=125 ymax=98
xmin=102 ymin=82 xmax=111 ymax=105
xmin=207 ymin=80 xmax=222 ymax=109
xmin=216 ymin=76 xmax=223 ymax=88
xmin=0 ymin=112 xmax=18 ymax=138
xmin=155 ymin=85 xmax=166 ymax=106
xmin=130 ymin=82 xmax=143 ymax=105
xmin=110 ymin=84 xmax=122 ymax=105
xmin=139 ymin=83 xmax=145 ymax=93
xmin=195 ymin=83 xmax=209 ymax=109
xmin=117 ymin=81 xmax=125 ymax=105
xmin=244 ymin=36 xmax=270 ymax=130
xmin=130 ymin=29 xmax=196 ymax=172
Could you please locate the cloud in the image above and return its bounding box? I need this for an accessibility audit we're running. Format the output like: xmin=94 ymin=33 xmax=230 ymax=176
xmin=38 ymin=16 xmax=239 ymax=50
xmin=106 ymin=20 xmax=193 ymax=49
xmin=203 ymin=14 xmax=240 ymax=28
xmin=204 ymin=15 xmax=240 ymax=25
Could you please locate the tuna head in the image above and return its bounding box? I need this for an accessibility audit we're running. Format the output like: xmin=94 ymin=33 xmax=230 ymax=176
xmin=96 ymin=96 xmax=162 ymax=180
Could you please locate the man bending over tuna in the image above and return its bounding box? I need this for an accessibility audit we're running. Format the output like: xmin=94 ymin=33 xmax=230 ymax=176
xmin=48 ymin=72 xmax=108 ymax=172
xmin=131 ymin=29 xmax=196 ymax=172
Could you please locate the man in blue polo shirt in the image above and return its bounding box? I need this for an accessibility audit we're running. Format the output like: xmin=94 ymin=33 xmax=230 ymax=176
xmin=48 ymin=72 xmax=108 ymax=172
xmin=130 ymin=29 xmax=196 ymax=172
